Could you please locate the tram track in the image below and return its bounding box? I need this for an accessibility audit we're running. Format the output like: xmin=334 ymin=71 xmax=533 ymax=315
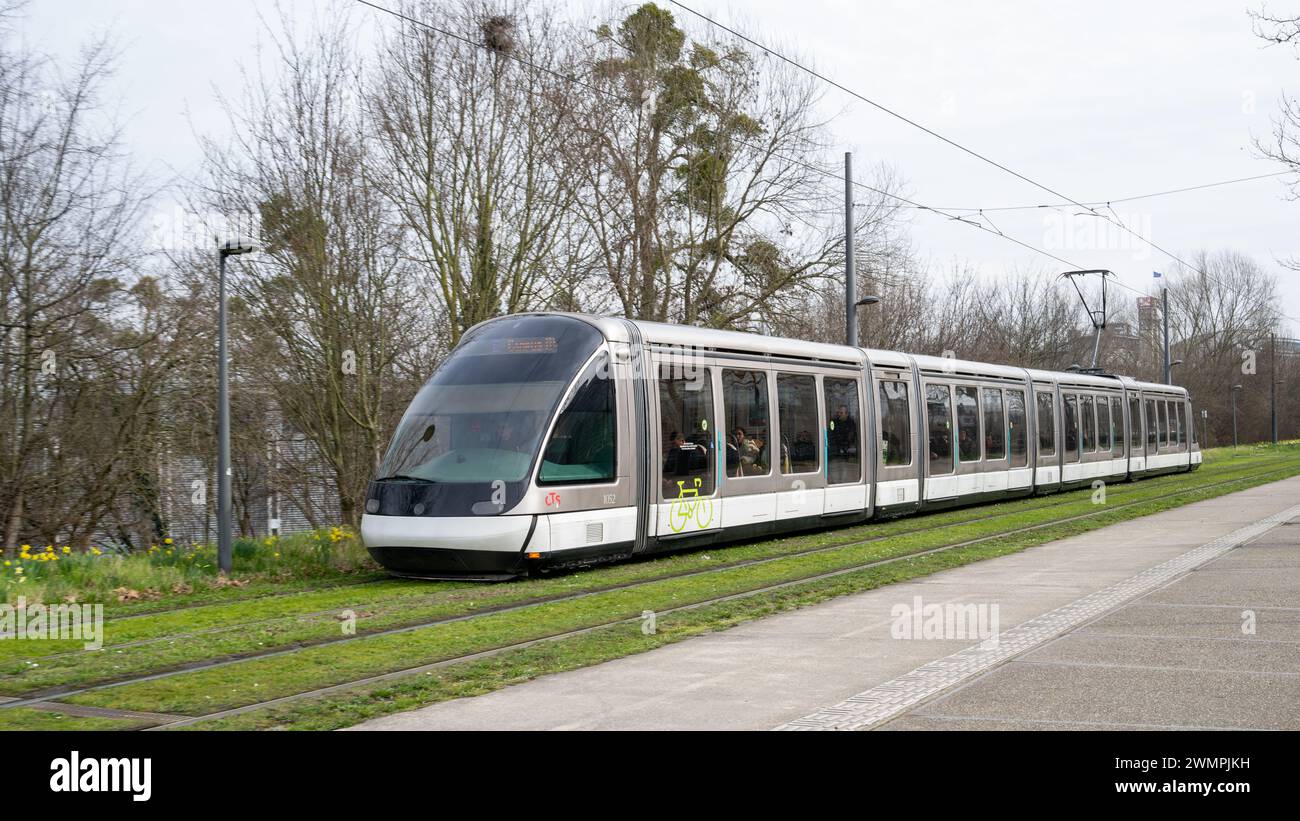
xmin=143 ymin=461 xmax=1300 ymax=731
xmin=2 ymin=459 xmax=1278 ymax=675
xmin=2 ymin=459 xmax=1293 ymax=727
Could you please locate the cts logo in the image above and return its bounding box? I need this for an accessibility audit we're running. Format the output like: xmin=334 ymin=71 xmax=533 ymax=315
xmin=50 ymin=751 xmax=151 ymax=801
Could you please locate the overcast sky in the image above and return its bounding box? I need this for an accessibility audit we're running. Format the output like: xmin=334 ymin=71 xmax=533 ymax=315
xmin=18 ymin=0 xmax=1300 ymax=333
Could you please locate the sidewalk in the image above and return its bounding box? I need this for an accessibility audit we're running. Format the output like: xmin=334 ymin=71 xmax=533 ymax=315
xmin=348 ymin=475 xmax=1300 ymax=731
xmin=878 ymin=507 xmax=1300 ymax=730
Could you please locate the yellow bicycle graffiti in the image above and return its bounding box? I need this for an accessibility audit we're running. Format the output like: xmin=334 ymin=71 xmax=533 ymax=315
xmin=668 ymin=477 xmax=714 ymax=533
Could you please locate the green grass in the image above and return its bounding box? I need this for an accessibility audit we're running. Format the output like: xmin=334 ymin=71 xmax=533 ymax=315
xmin=0 ymin=442 xmax=1294 ymax=731
xmin=0 ymin=706 xmax=153 ymax=731
xmin=50 ymin=448 xmax=1300 ymax=722
xmin=0 ymin=449 xmax=1287 ymax=695
xmin=189 ymin=461 xmax=1300 ymax=731
xmin=1 ymin=527 xmax=377 ymax=608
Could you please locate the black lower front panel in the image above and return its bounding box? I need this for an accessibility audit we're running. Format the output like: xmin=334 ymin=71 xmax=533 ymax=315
xmin=367 ymin=545 xmax=526 ymax=580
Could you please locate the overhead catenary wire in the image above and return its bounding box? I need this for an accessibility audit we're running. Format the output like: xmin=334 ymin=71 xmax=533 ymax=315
xmin=358 ymin=0 xmax=1294 ymax=328
xmin=669 ymin=0 xmax=1300 ymax=329
xmin=355 ymin=0 xmax=1092 ymax=275
xmin=928 ymin=170 xmax=1298 ymax=213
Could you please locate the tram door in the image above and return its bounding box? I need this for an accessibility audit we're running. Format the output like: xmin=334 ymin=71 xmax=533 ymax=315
xmin=872 ymin=372 xmax=919 ymax=509
xmin=651 ymin=349 xmax=723 ymax=539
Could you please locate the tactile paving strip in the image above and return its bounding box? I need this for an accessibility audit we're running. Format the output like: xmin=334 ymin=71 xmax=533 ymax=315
xmin=774 ymin=503 xmax=1300 ymax=731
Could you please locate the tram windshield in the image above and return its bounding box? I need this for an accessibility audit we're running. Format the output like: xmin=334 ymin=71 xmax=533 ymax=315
xmin=377 ymin=316 xmax=603 ymax=486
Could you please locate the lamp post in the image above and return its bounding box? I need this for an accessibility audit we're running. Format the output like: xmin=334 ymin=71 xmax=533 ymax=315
xmin=217 ymin=237 xmax=257 ymax=575
xmin=1231 ymin=384 xmax=1243 ymax=448
xmin=852 ymin=295 xmax=880 ymax=348
xmin=1167 ymin=358 xmax=1183 ymax=383
xmin=843 ymin=152 xmax=856 ymax=347
xmin=1162 ymin=286 xmax=1171 ymax=384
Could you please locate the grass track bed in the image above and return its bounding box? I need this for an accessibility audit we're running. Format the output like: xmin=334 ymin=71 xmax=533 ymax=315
xmin=187 ymin=460 xmax=1300 ymax=731
xmin=0 ymin=444 xmax=1293 ymax=730
xmin=0 ymin=453 xmax=1283 ymax=684
xmin=0 ymin=456 xmax=1286 ymax=696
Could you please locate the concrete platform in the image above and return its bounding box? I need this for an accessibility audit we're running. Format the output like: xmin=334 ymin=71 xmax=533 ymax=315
xmin=347 ymin=474 xmax=1300 ymax=731
xmin=881 ymin=516 xmax=1300 ymax=731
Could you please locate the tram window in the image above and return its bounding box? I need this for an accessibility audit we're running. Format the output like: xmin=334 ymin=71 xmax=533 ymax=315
xmin=876 ymin=380 xmax=911 ymax=469
xmin=826 ymin=378 xmax=863 ymax=483
xmin=1081 ymin=395 xmax=1097 ymax=453
xmin=1176 ymin=403 xmax=1186 ymax=447
xmin=1191 ymin=406 xmax=1198 ymax=443
xmin=778 ymin=373 xmax=820 ymax=474
xmin=723 ymin=369 xmax=771 ymax=478
xmin=539 ymin=354 xmax=617 ymax=485
xmin=1157 ymin=401 xmax=1169 ymax=447
xmin=1111 ymin=397 xmax=1125 ymax=455
xmin=1007 ymin=389 xmax=1028 ymax=468
xmin=1036 ymin=391 xmax=1056 ymax=456
xmin=926 ymin=384 xmax=954 ymax=475
xmin=657 ymin=364 xmax=715 ymax=500
xmin=1145 ymin=399 xmax=1158 ymax=448
xmin=1063 ymin=394 xmax=1079 ymax=460
xmin=956 ymin=386 xmax=981 ymax=463
xmin=1129 ymin=396 xmax=1143 ymax=451
xmin=1097 ymin=398 xmax=1111 ymax=451
xmin=982 ymin=388 xmax=1006 ymax=460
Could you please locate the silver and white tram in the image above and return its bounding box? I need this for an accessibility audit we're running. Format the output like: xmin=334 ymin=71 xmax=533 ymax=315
xmin=361 ymin=313 xmax=1201 ymax=579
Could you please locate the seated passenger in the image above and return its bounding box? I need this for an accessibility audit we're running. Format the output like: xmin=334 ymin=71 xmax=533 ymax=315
xmin=664 ymin=431 xmax=687 ymax=475
xmin=830 ymin=405 xmax=858 ymax=458
xmin=727 ymin=427 xmax=745 ymax=475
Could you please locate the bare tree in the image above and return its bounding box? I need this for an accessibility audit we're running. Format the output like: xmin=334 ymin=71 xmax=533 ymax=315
xmin=1161 ymin=250 xmax=1281 ymax=441
xmin=368 ymin=0 xmax=595 ymax=346
xmin=197 ymin=4 xmax=425 ymax=526
xmin=0 ymin=14 xmax=151 ymax=553
xmin=1252 ymin=5 xmax=1300 ymax=270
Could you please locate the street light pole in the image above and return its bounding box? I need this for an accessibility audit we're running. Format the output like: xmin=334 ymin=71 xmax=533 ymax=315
xmin=844 ymin=152 xmax=856 ymax=347
xmin=1232 ymin=384 xmax=1242 ymax=448
xmin=217 ymin=237 xmax=257 ymax=575
xmin=1162 ymin=286 xmax=1172 ymax=385
xmin=1271 ymin=333 xmax=1278 ymax=446
xmin=854 ymin=295 xmax=880 ymax=348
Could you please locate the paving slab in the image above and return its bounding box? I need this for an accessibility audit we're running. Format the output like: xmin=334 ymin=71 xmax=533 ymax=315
xmin=1080 ymin=604 xmax=1300 ymax=642
xmin=1020 ymin=632 xmax=1300 ymax=674
xmin=902 ymin=662 xmax=1300 ymax=730
xmin=876 ymin=715 xmax=1194 ymax=731
xmin=347 ymin=474 xmax=1300 ymax=731
xmin=875 ymin=485 xmax=1300 ymax=731
xmin=1141 ymin=568 xmax=1300 ymax=608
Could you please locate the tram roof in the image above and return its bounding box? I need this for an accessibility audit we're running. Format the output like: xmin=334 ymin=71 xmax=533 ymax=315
xmin=488 ymin=314 xmax=1190 ymax=395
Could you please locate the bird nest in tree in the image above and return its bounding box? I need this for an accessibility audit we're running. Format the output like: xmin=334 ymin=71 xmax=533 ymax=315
xmin=481 ymin=15 xmax=516 ymax=55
